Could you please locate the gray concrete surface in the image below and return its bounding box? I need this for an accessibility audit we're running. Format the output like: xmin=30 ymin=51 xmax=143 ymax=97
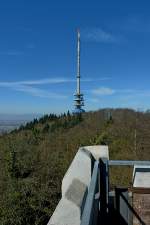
xmin=48 ymin=145 xmax=109 ymax=225
xmin=133 ymin=165 xmax=150 ymax=188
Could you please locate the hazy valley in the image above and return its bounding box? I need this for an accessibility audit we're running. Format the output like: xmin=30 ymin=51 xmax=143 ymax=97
xmin=0 ymin=114 xmax=40 ymax=133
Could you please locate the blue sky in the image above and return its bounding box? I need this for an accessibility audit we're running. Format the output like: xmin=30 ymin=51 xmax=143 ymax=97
xmin=1 ymin=0 xmax=150 ymax=114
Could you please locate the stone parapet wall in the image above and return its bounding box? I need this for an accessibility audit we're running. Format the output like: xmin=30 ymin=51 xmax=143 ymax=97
xmin=48 ymin=145 xmax=109 ymax=225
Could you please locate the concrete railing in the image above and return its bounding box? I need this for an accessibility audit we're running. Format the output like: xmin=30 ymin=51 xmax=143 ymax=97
xmin=48 ymin=145 xmax=150 ymax=225
xmin=48 ymin=145 xmax=109 ymax=225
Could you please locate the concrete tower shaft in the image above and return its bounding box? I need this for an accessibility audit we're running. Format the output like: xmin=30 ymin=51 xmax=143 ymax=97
xmin=73 ymin=29 xmax=85 ymax=114
xmin=77 ymin=29 xmax=80 ymax=94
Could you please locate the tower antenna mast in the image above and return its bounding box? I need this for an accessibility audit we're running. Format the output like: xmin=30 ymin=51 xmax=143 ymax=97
xmin=77 ymin=29 xmax=80 ymax=95
xmin=73 ymin=29 xmax=85 ymax=114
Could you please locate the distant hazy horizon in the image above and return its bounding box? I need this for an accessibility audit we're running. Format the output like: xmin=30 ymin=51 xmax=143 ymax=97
xmin=1 ymin=106 xmax=150 ymax=120
xmin=0 ymin=113 xmax=41 ymax=121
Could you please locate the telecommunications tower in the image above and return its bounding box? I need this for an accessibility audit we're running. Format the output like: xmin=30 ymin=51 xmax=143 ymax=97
xmin=73 ymin=29 xmax=85 ymax=113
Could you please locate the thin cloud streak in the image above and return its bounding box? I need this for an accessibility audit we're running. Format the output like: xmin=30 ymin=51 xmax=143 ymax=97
xmin=0 ymin=77 xmax=111 ymax=99
xmin=0 ymin=78 xmax=71 ymax=86
xmin=92 ymin=86 xmax=150 ymax=98
xmin=0 ymin=77 xmax=110 ymax=86
xmin=14 ymin=84 xmax=67 ymax=99
xmin=82 ymin=28 xmax=122 ymax=43
xmin=0 ymin=80 xmax=67 ymax=99
xmin=92 ymin=87 xmax=116 ymax=95
xmin=82 ymin=77 xmax=111 ymax=82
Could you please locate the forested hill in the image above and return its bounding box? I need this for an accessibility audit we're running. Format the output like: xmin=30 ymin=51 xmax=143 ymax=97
xmin=1 ymin=108 xmax=150 ymax=225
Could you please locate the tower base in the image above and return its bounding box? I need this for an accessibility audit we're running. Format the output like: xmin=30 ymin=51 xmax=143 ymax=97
xmin=72 ymin=108 xmax=85 ymax=114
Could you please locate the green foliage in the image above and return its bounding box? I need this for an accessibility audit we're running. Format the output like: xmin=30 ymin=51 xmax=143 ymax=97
xmin=1 ymin=109 xmax=150 ymax=224
xmin=42 ymin=124 xmax=50 ymax=133
xmin=90 ymin=131 xmax=111 ymax=145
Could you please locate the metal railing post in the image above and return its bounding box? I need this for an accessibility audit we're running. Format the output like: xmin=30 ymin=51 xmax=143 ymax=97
xmin=99 ymin=158 xmax=109 ymax=218
xmin=80 ymin=161 xmax=99 ymax=225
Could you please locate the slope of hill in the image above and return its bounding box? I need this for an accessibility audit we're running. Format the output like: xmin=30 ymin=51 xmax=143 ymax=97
xmin=0 ymin=109 xmax=150 ymax=225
